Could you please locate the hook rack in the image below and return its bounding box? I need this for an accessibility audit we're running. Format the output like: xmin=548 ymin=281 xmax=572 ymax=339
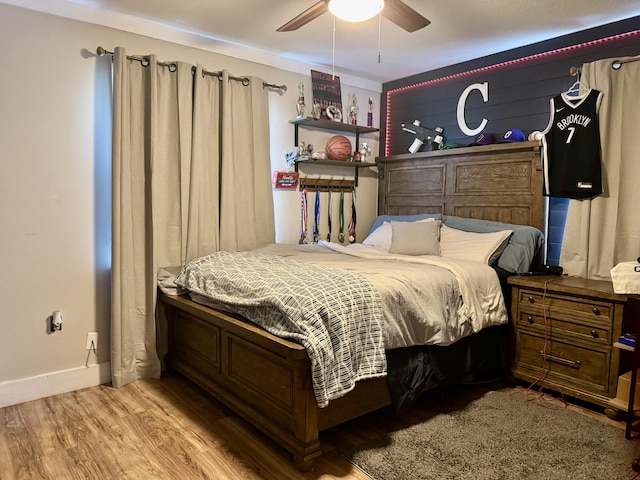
xmin=298 ymin=178 xmax=354 ymax=193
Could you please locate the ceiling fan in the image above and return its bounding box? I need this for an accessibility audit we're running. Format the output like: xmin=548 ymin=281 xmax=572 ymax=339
xmin=277 ymin=0 xmax=431 ymax=33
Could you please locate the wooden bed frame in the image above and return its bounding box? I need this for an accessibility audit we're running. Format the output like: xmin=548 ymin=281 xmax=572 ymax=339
xmin=158 ymin=141 xmax=544 ymax=470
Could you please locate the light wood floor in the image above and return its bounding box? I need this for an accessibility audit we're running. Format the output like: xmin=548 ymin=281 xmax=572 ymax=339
xmin=0 ymin=372 xmax=630 ymax=480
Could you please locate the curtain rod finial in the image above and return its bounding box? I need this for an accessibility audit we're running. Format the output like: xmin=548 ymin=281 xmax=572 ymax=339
xmin=96 ymin=46 xmax=108 ymax=56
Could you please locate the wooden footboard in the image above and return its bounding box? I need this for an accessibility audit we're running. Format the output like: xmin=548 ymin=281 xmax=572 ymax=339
xmin=159 ymin=291 xmax=391 ymax=470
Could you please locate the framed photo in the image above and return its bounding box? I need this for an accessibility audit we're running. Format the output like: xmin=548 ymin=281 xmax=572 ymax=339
xmin=311 ymin=70 xmax=343 ymax=121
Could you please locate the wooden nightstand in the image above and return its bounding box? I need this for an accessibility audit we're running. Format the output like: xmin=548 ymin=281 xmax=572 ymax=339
xmin=507 ymin=275 xmax=640 ymax=412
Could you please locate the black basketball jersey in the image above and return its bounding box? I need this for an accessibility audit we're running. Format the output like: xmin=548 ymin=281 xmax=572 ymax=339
xmin=541 ymin=89 xmax=603 ymax=199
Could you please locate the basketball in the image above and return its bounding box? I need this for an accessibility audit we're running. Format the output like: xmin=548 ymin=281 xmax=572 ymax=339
xmin=325 ymin=135 xmax=352 ymax=161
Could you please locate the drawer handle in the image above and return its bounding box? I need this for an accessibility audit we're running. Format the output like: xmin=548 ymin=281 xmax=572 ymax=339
xmin=539 ymin=351 xmax=581 ymax=369
xmin=592 ymin=307 xmax=600 ymax=316
xmin=591 ymin=330 xmax=599 ymax=338
xmin=527 ymin=316 xmax=534 ymax=324
xmin=528 ymin=296 xmax=535 ymax=304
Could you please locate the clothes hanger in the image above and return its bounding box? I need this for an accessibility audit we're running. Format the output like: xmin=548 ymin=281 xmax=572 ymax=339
xmin=565 ymin=66 xmax=587 ymax=97
xmin=565 ymin=79 xmax=583 ymax=96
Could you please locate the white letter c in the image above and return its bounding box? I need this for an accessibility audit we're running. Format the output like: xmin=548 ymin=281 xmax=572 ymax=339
xmin=457 ymin=82 xmax=489 ymax=136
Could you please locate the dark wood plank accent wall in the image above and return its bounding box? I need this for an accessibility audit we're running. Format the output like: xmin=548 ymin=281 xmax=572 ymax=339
xmin=382 ymin=17 xmax=640 ymax=156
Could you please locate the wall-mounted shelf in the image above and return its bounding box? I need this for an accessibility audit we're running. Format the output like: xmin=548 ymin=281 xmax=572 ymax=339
xmin=290 ymin=118 xmax=379 ymax=187
xmin=289 ymin=117 xmax=379 ymax=149
xmin=294 ymin=159 xmax=376 ymax=187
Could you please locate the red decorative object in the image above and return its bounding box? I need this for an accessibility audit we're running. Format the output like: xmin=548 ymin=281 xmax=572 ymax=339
xmin=272 ymin=171 xmax=299 ymax=189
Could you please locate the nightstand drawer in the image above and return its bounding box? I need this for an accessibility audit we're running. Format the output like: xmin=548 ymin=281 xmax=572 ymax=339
xmin=517 ymin=289 xmax=612 ymax=326
xmin=516 ymin=312 xmax=610 ymax=345
xmin=516 ymin=331 xmax=610 ymax=395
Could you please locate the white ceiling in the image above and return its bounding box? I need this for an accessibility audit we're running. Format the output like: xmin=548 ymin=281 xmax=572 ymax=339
xmin=9 ymin=0 xmax=640 ymax=89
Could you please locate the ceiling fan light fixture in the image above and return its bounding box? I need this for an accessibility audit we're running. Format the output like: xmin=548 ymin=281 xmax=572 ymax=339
xmin=328 ymin=0 xmax=385 ymax=23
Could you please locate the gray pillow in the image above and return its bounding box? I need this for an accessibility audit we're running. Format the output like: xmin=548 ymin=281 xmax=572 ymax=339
xmin=389 ymin=220 xmax=441 ymax=256
xmin=368 ymin=214 xmax=442 ymax=237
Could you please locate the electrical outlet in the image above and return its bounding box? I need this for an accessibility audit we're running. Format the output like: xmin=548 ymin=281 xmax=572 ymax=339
xmin=51 ymin=311 xmax=63 ymax=332
xmin=86 ymin=332 xmax=98 ymax=350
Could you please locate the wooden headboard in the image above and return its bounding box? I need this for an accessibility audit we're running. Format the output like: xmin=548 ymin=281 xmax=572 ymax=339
xmin=376 ymin=141 xmax=544 ymax=230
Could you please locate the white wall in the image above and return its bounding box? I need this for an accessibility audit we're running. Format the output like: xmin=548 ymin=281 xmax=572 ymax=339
xmin=0 ymin=3 xmax=381 ymax=406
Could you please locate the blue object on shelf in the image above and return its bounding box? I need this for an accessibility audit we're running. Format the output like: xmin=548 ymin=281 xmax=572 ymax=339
xmin=618 ymin=333 xmax=636 ymax=348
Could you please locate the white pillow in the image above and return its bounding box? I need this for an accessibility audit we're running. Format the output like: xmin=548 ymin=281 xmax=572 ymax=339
xmin=389 ymin=220 xmax=441 ymax=256
xmin=363 ymin=218 xmax=435 ymax=251
xmin=440 ymin=224 xmax=513 ymax=264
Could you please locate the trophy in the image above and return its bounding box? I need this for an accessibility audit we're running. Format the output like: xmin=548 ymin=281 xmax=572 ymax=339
xmin=367 ymin=97 xmax=373 ymax=127
xmin=348 ymin=94 xmax=358 ymax=126
xmin=296 ymin=82 xmax=306 ymax=118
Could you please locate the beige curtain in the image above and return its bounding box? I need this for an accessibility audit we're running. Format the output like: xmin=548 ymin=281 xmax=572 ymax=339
xmin=111 ymin=48 xmax=274 ymax=387
xmin=559 ymin=55 xmax=640 ymax=280
xmin=220 ymin=72 xmax=275 ymax=251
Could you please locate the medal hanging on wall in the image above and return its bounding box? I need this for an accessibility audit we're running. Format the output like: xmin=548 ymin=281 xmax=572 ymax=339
xmin=299 ymin=188 xmax=309 ymax=244
xmin=313 ymin=187 xmax=320 ymax=243
xmin=326 ymin=188 xmax=332 ymax=242
xmin=348 ymin=190 xmax=357 ymax=243
xmin=338 ymin=190 xmax=345 ymax=243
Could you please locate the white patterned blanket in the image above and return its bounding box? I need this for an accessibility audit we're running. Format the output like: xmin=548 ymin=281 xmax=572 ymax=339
xmin=175 ymin=251 xmax=387 ymax=408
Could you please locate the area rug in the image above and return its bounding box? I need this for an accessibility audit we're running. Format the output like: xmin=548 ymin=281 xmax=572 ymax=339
xmin=345 ymin=388 xmax=638 ymax=480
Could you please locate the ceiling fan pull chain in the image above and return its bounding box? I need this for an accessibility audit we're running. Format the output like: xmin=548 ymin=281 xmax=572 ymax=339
xmin=332 ymin=15 xmax=336 ymax=79
xmin=378 ymin=12 xmax=381 ymax=64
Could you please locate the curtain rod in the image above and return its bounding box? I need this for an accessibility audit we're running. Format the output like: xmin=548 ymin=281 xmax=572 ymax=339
xmin=612 ymin=55 xmax=640 ymax=70
xmin=96 ymin=47 xmax=287 ymax=92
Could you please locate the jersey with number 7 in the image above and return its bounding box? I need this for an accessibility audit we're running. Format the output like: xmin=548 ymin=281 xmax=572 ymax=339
xmin=541 ymin=89 xmax=603 ymax=198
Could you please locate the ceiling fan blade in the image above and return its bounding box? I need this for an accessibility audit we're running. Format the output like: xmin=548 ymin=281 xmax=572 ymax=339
xmin=276 ymin=1 xmax=329 ymax=32
xmin=382 ymin=0 xmax=431 ymax=32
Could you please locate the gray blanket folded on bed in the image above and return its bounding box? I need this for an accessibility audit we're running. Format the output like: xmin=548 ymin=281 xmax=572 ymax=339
xmin=175 ymin=251 xmax=387 ymax=407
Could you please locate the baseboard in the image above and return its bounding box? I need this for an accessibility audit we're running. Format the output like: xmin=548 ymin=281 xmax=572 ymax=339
xmin=0 ymin=362 xmax=112 ymax=408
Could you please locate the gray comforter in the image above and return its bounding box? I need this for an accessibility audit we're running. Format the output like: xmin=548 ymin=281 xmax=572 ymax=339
xmin=174 ymin=242 xmax=508 ymax=407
